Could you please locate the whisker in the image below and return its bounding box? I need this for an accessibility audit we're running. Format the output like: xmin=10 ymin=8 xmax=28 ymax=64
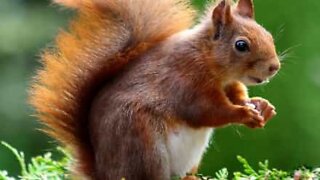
xmin=279 ymin=44 xmax=301 ymax=56
xmin=276 ymin=70 xmax=288 ymax=79
xmin=278 ymin=44 xmax=301 ymax=62
xmin=231 ymin=126 xmax=243 ymax=138
xmin=274 ymin=23 xmax=286 ymax=43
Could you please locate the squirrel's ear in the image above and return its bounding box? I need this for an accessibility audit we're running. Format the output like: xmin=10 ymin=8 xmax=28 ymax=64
xmin=53 ymin=0 xmax=81 ymax=8
xmin=212 ymin=0 xmax=232 ymax=39
xmin=236 ymin=0 xmax=254 ymax=19
xmin=212 ymin=0 xmax=233 ymax=25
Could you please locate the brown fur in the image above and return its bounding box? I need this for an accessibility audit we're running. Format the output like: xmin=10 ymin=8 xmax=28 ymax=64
xmin=30 ymin=0 xmax=280 ymax=179
xmin=30 ymin=0 xmax=194 ymax=178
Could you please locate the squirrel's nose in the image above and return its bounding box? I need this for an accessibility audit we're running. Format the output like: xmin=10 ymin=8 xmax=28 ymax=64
xmin=269 ymin=63 xmax=280 ymax=75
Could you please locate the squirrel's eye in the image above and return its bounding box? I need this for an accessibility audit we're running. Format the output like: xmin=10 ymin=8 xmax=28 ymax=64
xmin=235 ymin=40 xmax=249 ymax=52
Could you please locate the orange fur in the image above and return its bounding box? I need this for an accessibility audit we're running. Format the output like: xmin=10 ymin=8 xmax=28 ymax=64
xmin=30 ymin=0 xmax=194 ymax=178
xmin=30 ymin=0 xmax=281 ymax=179
xmin=225 ymin=81 xmax=248 ymax=105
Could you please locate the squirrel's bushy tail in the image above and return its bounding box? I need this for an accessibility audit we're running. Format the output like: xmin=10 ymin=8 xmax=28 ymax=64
xmin=30 ymin=0 xmax=195 ymax=178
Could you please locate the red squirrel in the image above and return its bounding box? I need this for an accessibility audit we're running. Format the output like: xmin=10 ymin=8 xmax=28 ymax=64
xmin=30 ymin=0 xmax=280 ymax=179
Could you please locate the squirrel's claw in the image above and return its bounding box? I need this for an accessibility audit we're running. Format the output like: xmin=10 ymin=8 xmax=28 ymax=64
xmin=244 ymin=97 xmax=277 ymax=128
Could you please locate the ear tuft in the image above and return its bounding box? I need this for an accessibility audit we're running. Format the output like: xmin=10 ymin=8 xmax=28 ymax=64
xmin=212 ymin=0 xmax=232 ymax=25
xmin=237 ymin=0 xmax=254 ymax=18
xmin=53 ymin=0 xmax=81 ymax=8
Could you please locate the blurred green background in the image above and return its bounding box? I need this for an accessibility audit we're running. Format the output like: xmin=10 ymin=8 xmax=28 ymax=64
xmin=1 ymin=0 xmax=320 ymax=177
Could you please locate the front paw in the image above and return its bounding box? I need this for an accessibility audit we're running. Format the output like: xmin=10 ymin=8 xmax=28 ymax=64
xmin=249 ymin=97 xmax=276 ymax=124
xmin=181 ymin=175 xmax=199 ymax=180
xmin=238 ymin=106 xmax=264 ymax=128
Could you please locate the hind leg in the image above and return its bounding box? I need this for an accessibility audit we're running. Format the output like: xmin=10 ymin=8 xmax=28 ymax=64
xmin=181 ymin=166 xmax=199 ymax=180
xmin=90 ymin=106 xmax=170 ymax=180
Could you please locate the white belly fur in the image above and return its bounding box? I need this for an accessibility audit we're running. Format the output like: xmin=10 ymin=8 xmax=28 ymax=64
xmin=167 ymin=125 xmax=214 ymax=176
